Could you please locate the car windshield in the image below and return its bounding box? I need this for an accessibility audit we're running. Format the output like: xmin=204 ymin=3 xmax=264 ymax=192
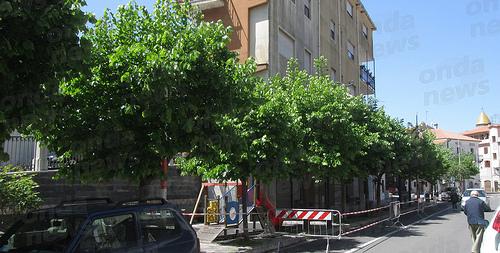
xmin=0 ymin=213 xmax=85 ymax=253
xmin=463 ymin=190 xmax=487 ymax=197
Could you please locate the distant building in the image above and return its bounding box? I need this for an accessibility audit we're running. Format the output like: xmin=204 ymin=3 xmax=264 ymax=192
xmin=462 ymin=112 xmax=500 ymax=192
xmin=430 ymin=125 xmax=480 ymax=190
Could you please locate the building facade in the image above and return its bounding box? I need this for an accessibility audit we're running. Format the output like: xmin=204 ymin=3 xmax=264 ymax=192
xmin=430 ymin=125 xmax=481 ymax=191
xmin=462 ymin=112 xmax=500 ymax=192
xmin=193 ymin=0 xmax=376 ymax=96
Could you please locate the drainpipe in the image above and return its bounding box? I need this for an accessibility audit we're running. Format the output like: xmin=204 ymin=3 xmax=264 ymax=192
xmin=318 ymin=0 xmax=321 ymax=59
xmin=338 ymin=0 xmax=342 ymax=83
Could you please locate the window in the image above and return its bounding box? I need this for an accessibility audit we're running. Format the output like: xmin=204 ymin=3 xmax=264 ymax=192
xmin=331 ymin=68 xmax=337 ymax=82
xmin=330 ymin=21 xmax=335 ymax=40
xmin=140 ymin=209 xmax=181 ymax=243
xmin=494 ymin=153 xmax=497 ymax=160
xmin=304 ymin=50 xmax=311 ymax=73
xmin=485 ymin=147 xmax=489 ymax=154
xmin=362 ymin=24 xmax=368 ymax=38
xmin=77 ymin=214 xmax=137 ymax=252
xmin=347 ymin=41 xmax=355 ymax=60
xmin=493 ymin=136 xmax=496 ymax=142
xmin=346 ymin=1 xmax=353 ymax=17
xmin=485 ymin=160 xmax=491 ymax=167
xmin=290 ymin=0 xmax=295 ymax=3
xmin=278 ymin=30 xmax=294 ymax=75
xmin=304 ymin=0 xmax=310 ymax=19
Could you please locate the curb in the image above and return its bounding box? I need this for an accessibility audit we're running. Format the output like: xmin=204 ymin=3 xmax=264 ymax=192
xmin=245 ymin=235 xmax=307 ymax=253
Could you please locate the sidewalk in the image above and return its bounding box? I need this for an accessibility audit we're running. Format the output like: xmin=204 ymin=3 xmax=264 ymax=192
xmin=197 ymin=201 xmax=448 ymax=253
xmin=200 ymin=234 xmax=306 ymax=253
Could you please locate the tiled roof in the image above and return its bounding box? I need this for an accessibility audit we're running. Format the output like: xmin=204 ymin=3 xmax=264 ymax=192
xmin=462 ymin=125 xmax=500 ymax=136
xmin=430 ymin=128 xmax=480 ymax=142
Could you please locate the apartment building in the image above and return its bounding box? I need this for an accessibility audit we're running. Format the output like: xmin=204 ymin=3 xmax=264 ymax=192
xmin=462 ymin=112 xmax=500 ymax=192
xmin=188 ymin=0 xmax=377 ymax=210
xmin=193 ymin=0 xmax=376 ymax=96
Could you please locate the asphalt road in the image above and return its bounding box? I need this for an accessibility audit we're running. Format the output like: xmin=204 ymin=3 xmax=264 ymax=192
xmin=279 ymin=194 xmax=500 ymax=253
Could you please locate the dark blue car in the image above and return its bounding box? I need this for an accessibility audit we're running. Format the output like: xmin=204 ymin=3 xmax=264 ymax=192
xmin=0 ymin=199 xmax=200 ymax=253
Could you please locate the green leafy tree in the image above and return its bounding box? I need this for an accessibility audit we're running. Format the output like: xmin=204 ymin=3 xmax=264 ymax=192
xmin=447 ymin=152 xmax=478 ymax=188
xmin=0 ymin=166 xmax=42 ymax=220
xmin=0 ymin=0 xmax=93 ymax=160
xmin=30 ymin=0 xmax=257 ymax=199
xmin=178 ymin=60 xmax=304 ymax=239
xmin=180 ymin=57 xmax=375 ymax=212
xmin=398 ymin=125 xmax=450 ymax=201
xmin=359 ymin=107 xmax=408 ymax=207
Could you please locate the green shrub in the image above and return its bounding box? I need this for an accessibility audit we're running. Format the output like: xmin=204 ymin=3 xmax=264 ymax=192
xmin=0 ymin=166 xmax=42 ymax=218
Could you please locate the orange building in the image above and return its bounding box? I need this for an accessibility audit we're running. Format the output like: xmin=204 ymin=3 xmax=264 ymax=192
xmin=190 ymin=0 xmax=376 ymax=96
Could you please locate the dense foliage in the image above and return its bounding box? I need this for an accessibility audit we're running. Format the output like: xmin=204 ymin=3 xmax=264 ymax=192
xmin=178 ymin=57 xmax=452 ymax=210
xmin=1 ymin=0 xmax=454 ymax=208
xmin=0 ymin=0 xmax=92 ymax=161
xmin=446 ymin=152 xmax=479 ymax=187
xmin=29 ymin=0 xmax=257 ymax=194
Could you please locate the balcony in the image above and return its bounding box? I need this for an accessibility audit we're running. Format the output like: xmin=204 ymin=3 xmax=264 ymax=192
xmin=186 ymin=0 xmax=225 ymax=10
xmin=360 ymin=65 xmax=375 ymax=92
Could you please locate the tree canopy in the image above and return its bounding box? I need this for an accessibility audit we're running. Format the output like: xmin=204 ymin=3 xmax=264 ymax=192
xmin=0 ymin=0 xmax=92 ymax=161
xmin=446 ymin=152 xmax=478 ymax=187
xmin=30 ymin=0 xmax=258 ymax=192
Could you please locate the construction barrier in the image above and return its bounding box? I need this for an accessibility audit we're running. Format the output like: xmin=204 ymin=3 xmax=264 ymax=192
xmin=389 ymin=201 xmax=404 ymax=227
xmin=272 ymin=208 xmax=342 ymax=239
xmin=417 ymin=197 xmax=426 ymax=216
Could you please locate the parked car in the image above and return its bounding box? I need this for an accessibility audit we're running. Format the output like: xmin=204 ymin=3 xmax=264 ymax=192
xmin=440 ymin=186 xmax=459 ymax=201
xmin=0 ymin=198 xmax=200 ymax=253
xmin=460 ymin=188 xmax=490 ymax=211
xmin=481 ymin=202 xmax=500 ymax=252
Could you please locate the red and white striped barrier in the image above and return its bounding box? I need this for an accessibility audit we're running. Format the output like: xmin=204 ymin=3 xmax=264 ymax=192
xmin=275 ymin=209 xmax=333 ymax=220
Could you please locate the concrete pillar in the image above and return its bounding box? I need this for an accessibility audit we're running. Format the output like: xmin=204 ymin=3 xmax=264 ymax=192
xmin=33 ymin=142 xmax=48 ymax=171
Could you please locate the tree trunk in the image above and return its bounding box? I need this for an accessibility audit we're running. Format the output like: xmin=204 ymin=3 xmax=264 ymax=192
xmin=241 ymin=177 xmax=249 ymax=239
xmin=341 ymin=181 xmax=347 ymax=213
xmin=138 ymin=175 xmax=163 ymax=201
xmin=408 ymin=174 xmax=412 ymax=205
xmin=398 ymin=176 xmax=404 ymax=203
xmin=375 ymin=178 xmax=381 ymax=207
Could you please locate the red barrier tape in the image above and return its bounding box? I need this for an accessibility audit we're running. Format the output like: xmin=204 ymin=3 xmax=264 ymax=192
xmin=340 ymin=217 xmax=390 ymax=236
xmin=340 ymin=204 xmax=391 ymax=216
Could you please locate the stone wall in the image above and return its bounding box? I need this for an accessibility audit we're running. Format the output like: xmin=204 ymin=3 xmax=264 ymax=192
xmin=31 ymin=168 xmax=202 ymax=210
xmin=0 ymin=168 xmax=202 ymax=230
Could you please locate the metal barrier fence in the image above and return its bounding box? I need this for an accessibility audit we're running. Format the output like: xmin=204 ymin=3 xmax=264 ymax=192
xmin=187 ymin=196 xmax=444 ymax=243
xmin=390 ymin=201 xmax=404 ymax=227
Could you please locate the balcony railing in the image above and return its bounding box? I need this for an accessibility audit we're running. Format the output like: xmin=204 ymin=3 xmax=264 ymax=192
xmin=185 ymin=0 xmax=224 ymax=10
xmin=360 ymin=65 xmax=375 ymax=92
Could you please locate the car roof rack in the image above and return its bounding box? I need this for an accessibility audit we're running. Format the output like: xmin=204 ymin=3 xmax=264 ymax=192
xmin=56 ymin=198 xmax=114 ymax=207
xmin=114 ymin=198 xmax=169 ymax=208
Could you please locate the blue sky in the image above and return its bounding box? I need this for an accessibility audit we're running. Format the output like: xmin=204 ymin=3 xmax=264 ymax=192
xmin=85 ymin=0 xmax=498 ymax=133
xmin=362 ymin=0 xmax=499 ymax=133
